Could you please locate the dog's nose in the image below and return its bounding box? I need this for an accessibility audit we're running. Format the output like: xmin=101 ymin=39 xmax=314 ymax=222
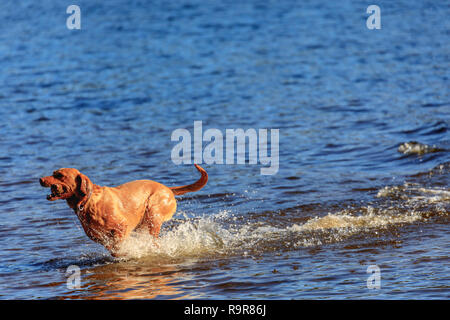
xmin=39 ymin=178 xmax=46 ymax=186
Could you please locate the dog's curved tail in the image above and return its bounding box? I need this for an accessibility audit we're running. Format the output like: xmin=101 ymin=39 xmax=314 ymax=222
xmin=170 ymin=164 xmax=208 ymax=196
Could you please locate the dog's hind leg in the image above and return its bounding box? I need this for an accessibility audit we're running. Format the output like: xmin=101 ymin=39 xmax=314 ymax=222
xmin=138 ymin=205 xmax=164 ymax=238
xmin=138 ymin=191 xmax=177 ymax=238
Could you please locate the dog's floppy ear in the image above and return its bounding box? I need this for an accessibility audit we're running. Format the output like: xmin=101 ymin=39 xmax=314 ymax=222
xmin=76 ymin=173 xmax=92 ymax=212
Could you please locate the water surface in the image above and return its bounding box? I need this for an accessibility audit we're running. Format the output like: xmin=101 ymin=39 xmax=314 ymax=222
xmin=0 ymin=0 xmax=449 ymax=299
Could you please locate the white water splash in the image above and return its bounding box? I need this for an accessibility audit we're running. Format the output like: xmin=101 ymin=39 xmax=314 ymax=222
xmin=115 ymin=213 xmax=234 ymax=260
xmin=114 ymin=206 xmax=428 ymax=260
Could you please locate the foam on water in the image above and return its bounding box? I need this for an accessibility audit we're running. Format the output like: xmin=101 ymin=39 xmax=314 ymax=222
xmin=397 ymin=141 xmax=444 ymax=155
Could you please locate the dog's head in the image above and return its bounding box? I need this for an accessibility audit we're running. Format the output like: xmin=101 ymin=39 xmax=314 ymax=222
xmin=40 ymin=168 xmax=92 ymax=211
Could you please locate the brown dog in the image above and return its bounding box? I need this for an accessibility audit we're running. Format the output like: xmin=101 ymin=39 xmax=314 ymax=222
xmin=40 ymin=164 xmax=207 ymax=257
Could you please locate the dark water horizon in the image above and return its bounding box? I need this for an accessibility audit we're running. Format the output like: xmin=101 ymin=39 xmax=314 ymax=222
xmin=0 ymin=0 xmax=449 ymax=299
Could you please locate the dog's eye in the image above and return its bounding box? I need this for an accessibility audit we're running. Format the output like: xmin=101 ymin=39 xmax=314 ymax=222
xmin=53 ymin=172 xmax=63 ymax=179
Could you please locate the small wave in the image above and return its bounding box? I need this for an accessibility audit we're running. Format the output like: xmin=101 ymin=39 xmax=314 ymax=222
xmin=287 ymin=207 xmax=422 ymax=247
xmin=377 ymin=183 xmax=450 ymax=203
xmin=376 ymin=183 xmax=449 ymax=220
xmin=397 ymin=141 xmax=444 ymax=155
xmin=290 ymin=208 xmax=420 ymax=232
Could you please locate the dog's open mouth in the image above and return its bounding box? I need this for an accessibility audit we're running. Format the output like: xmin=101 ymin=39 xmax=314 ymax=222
xmin=47 ymin=184 xmax=69 ymax=201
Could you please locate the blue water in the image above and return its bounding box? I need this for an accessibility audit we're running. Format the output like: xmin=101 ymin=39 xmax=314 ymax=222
xmin=0 ymin=0 xmax=449 ymax=299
